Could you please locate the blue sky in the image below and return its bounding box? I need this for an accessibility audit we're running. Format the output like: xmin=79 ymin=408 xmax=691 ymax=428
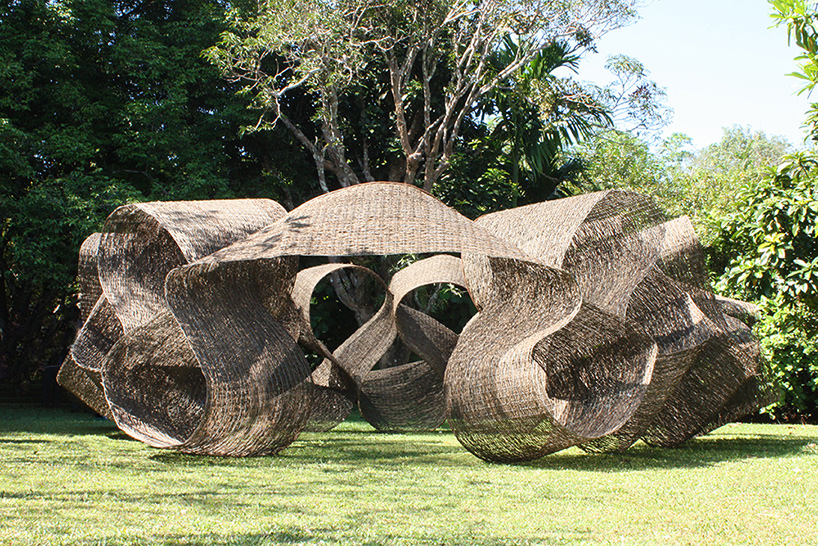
xmin=576 ymin=0 xmax=812 ymax=149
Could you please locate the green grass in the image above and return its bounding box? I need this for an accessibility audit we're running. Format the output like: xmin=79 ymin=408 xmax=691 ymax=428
xmin=1 ymin=406 xmax=817 ymax=546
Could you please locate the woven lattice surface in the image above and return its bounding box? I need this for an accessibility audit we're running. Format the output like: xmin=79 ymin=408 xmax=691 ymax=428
xmin=60 ymin=183 xmax=773 ymax=460
xmin=57 ymin=233 xmax=114 ymax=418
xmin=475 ymin=194 xmax=771 ymax=454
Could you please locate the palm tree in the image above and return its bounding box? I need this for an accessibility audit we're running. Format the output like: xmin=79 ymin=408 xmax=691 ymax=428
xmin=477 ymin=36 xmax=612 ymax=204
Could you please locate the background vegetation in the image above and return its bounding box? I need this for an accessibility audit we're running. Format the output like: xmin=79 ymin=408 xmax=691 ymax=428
xmin=1 ymin=0 xmax=816 ymax=422
xmin=0 ymin=0 xmax=316 ymax=393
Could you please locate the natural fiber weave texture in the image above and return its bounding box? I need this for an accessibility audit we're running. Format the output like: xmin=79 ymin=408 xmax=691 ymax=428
xmin=60 ymin=182 xmax=773 ymax=460
xmin=56 ymin=233 xmax=114 ymax=418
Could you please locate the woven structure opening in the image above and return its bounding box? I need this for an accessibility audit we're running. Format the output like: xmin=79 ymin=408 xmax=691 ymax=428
xmin=534 ymin=306 xmax=655 ymax=439
xmin=102 ymin=313 xmax=206 ymax=448
xmin=304 ymin=268 xmax=380 ymax=356
xmin=402 ymin=281 xmax=476 ymax=336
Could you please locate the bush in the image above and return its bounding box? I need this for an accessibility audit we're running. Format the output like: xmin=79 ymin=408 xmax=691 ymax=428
xmin=713 ymin=152 xmax=818 ymax=421
xmin=753 ymin=296 xmax=818 ymax=421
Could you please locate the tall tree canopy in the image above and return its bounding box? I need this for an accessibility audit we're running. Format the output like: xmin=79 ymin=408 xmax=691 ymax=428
xmin=207 ymin=0 xmax=639 ymax=193
xmin=0 ymin=0 xmax=312 ymax=388
xmin=576 ymin=126 xmax=791 ymax=244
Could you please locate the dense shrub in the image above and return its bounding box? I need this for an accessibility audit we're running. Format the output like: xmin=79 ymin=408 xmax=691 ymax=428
xmin=713 ymin=152 xmax=818 ymax=421
xmin=753 ymin=296 xmax=818 ymax=421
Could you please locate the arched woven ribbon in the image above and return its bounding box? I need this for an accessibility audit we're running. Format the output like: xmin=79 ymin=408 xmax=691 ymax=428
xmin=60 ymin=183 xmax=774 ymax=460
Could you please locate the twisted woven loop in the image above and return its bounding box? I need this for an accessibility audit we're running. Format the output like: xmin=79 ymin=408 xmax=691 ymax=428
xmin=358 ymin=255 xmax=467 ymax=432
xmin=473 ymin=192 xmax=770 ymax=454
xmin=69 ymin=199 xmax=306 ymax=456
xmin=57 ymin=233 xmax=119 ymax=418
xmin=292 ymin=263 xmax=392 ymax=432
xmin=59 ymin=182 xmax=773 ymax=461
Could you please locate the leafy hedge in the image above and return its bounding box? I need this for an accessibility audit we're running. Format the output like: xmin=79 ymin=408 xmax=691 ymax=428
xmin=713 ymin=153 xmax=818 ymax=421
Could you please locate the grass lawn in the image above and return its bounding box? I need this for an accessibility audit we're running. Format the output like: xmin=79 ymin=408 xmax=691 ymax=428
xmin=1 ymin=406 xmax=816 ymax=546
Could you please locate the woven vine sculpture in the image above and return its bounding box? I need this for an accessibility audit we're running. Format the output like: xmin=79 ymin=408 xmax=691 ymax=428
xmin=60 ymin=183 xmax=772 ymax=461
xmin=57 ymin=233 xmax=115 ymax=419
xmin=471 ymin=191 xmax=774 ymax=454
xmin=60 ymin=199 xmax=307 ymax=456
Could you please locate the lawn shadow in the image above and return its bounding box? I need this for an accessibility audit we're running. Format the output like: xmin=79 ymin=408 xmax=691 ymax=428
xmin=73 ymin=529 xmax=566 ymax=546
xmin=5 ymin=405 xmax=816 ymax=473
xmin=0 ymin=438 xmax=49 ymax=445
xmin=148 ymin=425 xmax=817 ymax=472
xmin=149 ymin=432 xmax=467 ymax=468
xmin=520 ymin=430 xmax=817 ymax=471
xmin=0 ymin=406 xmax=117 ymax=436
xmin=105 ymin=430 xmax=135 ymax=441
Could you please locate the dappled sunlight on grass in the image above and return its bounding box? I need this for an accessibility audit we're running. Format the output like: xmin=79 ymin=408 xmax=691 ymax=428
xmin=1 ymin=406 xmax=816 ymax=545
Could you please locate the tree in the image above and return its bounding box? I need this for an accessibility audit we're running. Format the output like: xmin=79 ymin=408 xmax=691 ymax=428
xmin=684 ymin=127 xmax=791 ymax=236
xmin=771 ymin=0 xmax=818 ymax=141
xmin=476 ymin=37 xmax=612 ymax=204
xmin=692 ymin=0 xmax=818 ymax=421
xmin=576 ymin=126 xmax=791 ymax=245
xmin=574 ymin=129 xmax=671 ymax=197
xmin=0 ymin=0 xmax=309 ymax=390
xmin=714 ymin=153 xmax=817 ymax=310
xmin=1 ymin=0 xmax=133 ymax=388
xmin=433 ymin=36 xmax=614 ymax=215
xmin=712 ymin=153 xmax=818 ymax=420
xmin=206 ymin=0 xmax=638 ymax=193
xmin=591 ymin=54 xmax=672 ymax=138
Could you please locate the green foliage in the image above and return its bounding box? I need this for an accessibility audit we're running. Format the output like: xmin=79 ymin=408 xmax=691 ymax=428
xmin=0 ymin=0 xmax=314 ymax=387
xmin=714 ymin=152 xmax=818 ymax=307
xmin=711 ymin=153 xmax=818 ymax=420
xmin=0 ymin=0 xmax=653 ymax=390
xmin=577 ymin=126 xmax=791 ymax=245
xmin=753 ymin=295 xmax=818 ymax=420
xmin=438 ymin=36 xmax=676 ymax=213
xmin=593 ymin=54 xmax=673 ymax=136
xmin=433 ymin=157 xmax=521 ymax=219
xmin=771 ymin=0 xmax=818 ymax=141
xmin=573 ymin=129 xmax=701 ymax=225
xmin=683 ymin=127 xmax=791 ymax=242
xmin=471 ymin=38 xmax=611 ymax=205
xmin=574 ymin=129 xmax=671 ymax=196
